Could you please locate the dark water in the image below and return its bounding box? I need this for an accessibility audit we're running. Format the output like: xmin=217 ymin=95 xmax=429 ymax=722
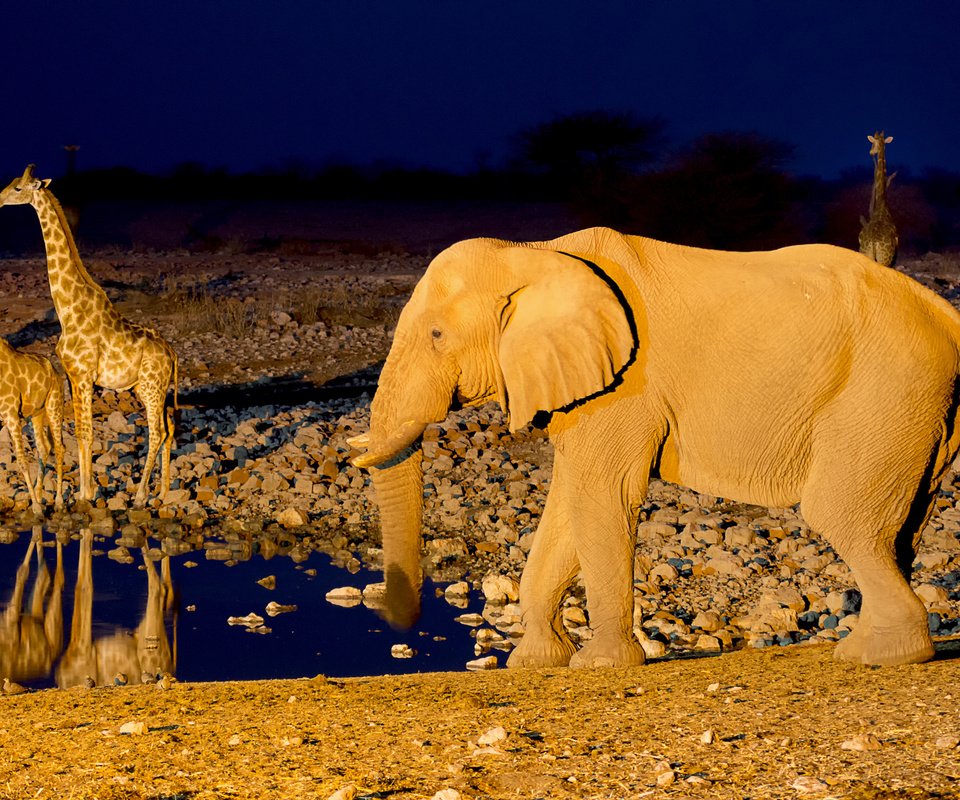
xmin=0 ymin=529 xmax=488 ymax=690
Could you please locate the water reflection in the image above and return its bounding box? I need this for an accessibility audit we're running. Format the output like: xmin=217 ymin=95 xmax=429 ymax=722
xmin=0 ymin=527 xmax=485 ymax=687
xmin=0 ymin=527 xmax=176 ymax=689
xmin=0 ymin=527 xmax=64 ymax=685
xmin=56 ymin=529 xmax=175 ymax=688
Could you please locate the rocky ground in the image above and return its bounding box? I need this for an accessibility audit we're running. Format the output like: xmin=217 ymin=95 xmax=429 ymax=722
xmin=1 ymin=245 xmax=960 ymax=798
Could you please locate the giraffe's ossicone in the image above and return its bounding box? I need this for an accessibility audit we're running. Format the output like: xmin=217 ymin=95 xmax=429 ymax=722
xmin=0 ymin=165 xmax=179 ymax=508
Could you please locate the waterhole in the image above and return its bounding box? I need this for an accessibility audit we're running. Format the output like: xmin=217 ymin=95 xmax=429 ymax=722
xmin=0 ymin=528 xmax=492 ymax=690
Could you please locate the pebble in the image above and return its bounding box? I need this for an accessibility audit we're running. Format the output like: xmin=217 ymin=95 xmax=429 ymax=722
xmin=466 ymin=655 xmax=498 ymax=671
xmin=390 ymin=644 xmax=416 ymax=659
xmin=477 ymin=726 xmax=507 ymax=746
xmin=429 ymin=790 xmax=462 ymax=800
xmin=934 ymin=735 xmax=959 ymax=749
xmin=840 ymin=733 xmax=882 ymax=751
xmin=326 ymin=786 xmax=357 ymax=800
xmin=265 ymin=601 xmax=298 ymax=616
xmin=791 ymin=776 xmax=829 ymax=793
xmin=119 ymin=721 xmax=147 ymax=735
xmin=325 ymin=587 xmax=362 ymax=607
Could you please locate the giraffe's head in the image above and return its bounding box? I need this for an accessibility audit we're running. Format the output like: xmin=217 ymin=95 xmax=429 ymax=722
xmin=0 ymin=165 xmax=51 ymax=208
xmin=867 ymin=132 xmax=893 ymax=157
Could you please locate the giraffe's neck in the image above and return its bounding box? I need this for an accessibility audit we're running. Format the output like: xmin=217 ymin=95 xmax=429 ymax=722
xmin=31 ymin=189 xmax=101 ymax=319
xmin=870 ymin=145 xmax=889 ymax=218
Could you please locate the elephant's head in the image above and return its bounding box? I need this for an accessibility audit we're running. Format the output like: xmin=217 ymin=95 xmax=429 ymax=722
xmin=349 ymin=235 xmax=636 ymax=627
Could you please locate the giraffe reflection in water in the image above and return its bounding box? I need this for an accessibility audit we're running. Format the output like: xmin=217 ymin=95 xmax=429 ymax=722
xmin=0 ymin=528 xmax=176 ymax=688
xmin=0 ymin=527 xmax=64 ymax=685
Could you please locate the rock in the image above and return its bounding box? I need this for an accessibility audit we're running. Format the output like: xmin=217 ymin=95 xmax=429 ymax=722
xmin=228 ymin=734 xmax=242 ymax=746
xmin=791 ymin=776 xmax=829 ymax=793
xmin=227 ymin=612 xmax=265 ymax=627
xmin=481 ymin=573 xmax=520 ymax=603
xmin=915 ymin=583 xmax=949 ymax=607
xmin=825 ymin=589 xmax=861 ymax=615
xmin=654 ymin=761 xmax=675 ymax=786
xmin=455 ymin=612 xmax=485 ymax=626
xmin=634 ymin=629 xmax=667 ymax=659
xmin=477 ymin=726 xmax=507 ymax=746
xmin=649 ymin=563 xmax=679 ymax=583
xmin=841 ymin=733 xmax=882 ymax=751
xmin=326 ymin=786 xmax=357 ymax=800
xmin=692 ymin=610 xmax=723 ymax=632
xmin=265 ymin=601 xmax=297 ymax=616
xmin=256 ymin=575 xmax=277 ymax=590
xmin=466 ymin=655 xmax=498 ymax=671
xmin=325 ymin=586 xmax=362 ymax=607
xmin=700 ymin=729 xmax=714 ymax=745
xmin=693 ymin=634 xmax=722 ymax=653
xmin=276 ymin=507 xmax=308 ymax=528
xmin=429 ymin=790 xmax=462 ymax=800
xmin=391 ymin=644 xmax=416 ymax=659
xmin=934 ymin=735 xmax=959 ymax=749
xmin=119 ymin=721 xmax=147 ymax=735
xmin=2 ymin=678 xmax=29 ymax=695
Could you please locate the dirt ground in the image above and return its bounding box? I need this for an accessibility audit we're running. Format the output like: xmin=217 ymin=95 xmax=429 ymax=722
xmin=2 ymin=640 xmax=959 ymax=800
xmin=2 ymin=227 xmax=960 ymax=799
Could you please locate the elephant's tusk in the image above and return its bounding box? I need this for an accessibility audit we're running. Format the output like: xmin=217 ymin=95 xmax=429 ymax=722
xmin=350 ymin=419 xmax=427 ymax=468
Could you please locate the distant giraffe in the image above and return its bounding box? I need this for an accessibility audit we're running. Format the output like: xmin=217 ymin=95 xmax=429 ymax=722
xmin=0 ymin=338 xmax=64 ymax=513
xmin=858 ymin=131 xmax=898 ymax=266
xmin=0 ymin=165 xmax=178 ymax=507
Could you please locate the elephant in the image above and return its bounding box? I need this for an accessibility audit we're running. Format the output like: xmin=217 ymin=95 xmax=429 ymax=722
xmin=348 ymin=226 xmax=960 ymax=668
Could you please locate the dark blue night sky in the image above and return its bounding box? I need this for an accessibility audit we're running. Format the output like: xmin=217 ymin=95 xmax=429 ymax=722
xmin=2 ymin=1 xmax=958 ymax=179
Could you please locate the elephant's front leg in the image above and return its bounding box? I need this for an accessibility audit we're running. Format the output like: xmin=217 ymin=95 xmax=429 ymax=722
xmin=563 ymin=457 xmax=646 ymax=669
xmin=507 ymin=489 xmax=579 ymax=668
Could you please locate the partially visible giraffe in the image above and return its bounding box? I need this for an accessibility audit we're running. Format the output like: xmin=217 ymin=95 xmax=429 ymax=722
xmin=0 ymin=165 xmax=178 ymax=507
xmin=858 ymin=131 xmax=898 ymax=266
xmin=0 ymin=338 xmax=64 ymax=514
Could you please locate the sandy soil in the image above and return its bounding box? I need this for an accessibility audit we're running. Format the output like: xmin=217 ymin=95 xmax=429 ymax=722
xmin=1 ymin=241 xmax=960 ymax=799
xmin=2 ymin=641 xmax=960 ymax=800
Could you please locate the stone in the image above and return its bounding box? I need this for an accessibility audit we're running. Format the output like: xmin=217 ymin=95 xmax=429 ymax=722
xmin=466 ymin=655 xmax=499 ymax=670
xmin=934 ymin=735 xmax=959 ymax=749
xmin=257 ymin=575 xmax=277 ymax=590
xmin=841 ymin=733 xmax=882 ymax=751
xmin=265 ymin=601 xmax=297 ymax=616
xmin=391 ymin=644 xmax=416 ymax=659
xmin=327 ymin=785 xmax=358 ymax=800
xmin=481 ymin=573 xmax=520 ymax=603
xmin=276 ymin=507 xmax=308 ymax=528
xmin=477 ymin=726 xmax=507 ymax=746
xmin=119 ymin=721 xmax=147 ymax=735
xmin=692 ymin=610 xmax=723 ymax=632
xmin=915 ymin=583 xmax=949 ymax=607
xmin=325 ymin=586 xmax=362 ymax=607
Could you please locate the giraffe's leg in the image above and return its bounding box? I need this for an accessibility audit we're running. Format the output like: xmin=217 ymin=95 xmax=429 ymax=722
xmin=46 ymin=387 xmax=66 ymax=510
xmin=32 ymin=411 xmax=50 ymax=504
xmin=134 ymin=383 xmax=167 ymax=507
xmin=70 ymin=377 xmax=96 ymax=502
xmin=7 ymin=416 xmax=43 ymax=515
xmin=159 ymin=404 xmax=174 ymax=501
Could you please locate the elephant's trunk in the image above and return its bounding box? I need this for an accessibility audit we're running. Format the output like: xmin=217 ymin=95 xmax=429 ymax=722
xmin=368 ymin=445 xmax=424 ymax=629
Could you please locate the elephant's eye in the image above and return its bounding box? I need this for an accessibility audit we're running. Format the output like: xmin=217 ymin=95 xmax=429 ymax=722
xmin=431 ymin=328 xmax=443 ymax=340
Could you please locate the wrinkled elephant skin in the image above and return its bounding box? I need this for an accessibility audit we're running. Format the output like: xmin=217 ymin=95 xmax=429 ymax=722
xmin=351 ymin=226 xmax=960 ymax=668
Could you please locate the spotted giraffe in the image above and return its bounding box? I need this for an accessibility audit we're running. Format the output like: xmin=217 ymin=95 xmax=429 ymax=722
xmin=858 ymin=131 xmax=898 ymax=267
xmin=0 ymin=338 xmax=64 ymax=513
xmin=0 ymin=165 xmax=178 ymax=507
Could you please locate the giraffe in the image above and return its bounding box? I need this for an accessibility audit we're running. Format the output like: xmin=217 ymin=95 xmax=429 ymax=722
xmin=858 ymin=131 xmax=898 ymax=266
xmin=0 ymin=165 xmax=178 ymax=507
xmin=0 ymin=339 xmax=65 ymax=514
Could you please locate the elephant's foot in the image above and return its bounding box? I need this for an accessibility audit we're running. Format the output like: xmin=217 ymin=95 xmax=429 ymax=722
xmin=568 ymin=633 xmax=646 ymax=669
xmin=834 ymin=624 xmax=934 ymax=666
xmin=507 ymin=628 xmax=576 ymax=669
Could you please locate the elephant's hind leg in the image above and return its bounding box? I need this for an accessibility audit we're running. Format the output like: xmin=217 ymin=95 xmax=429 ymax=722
xmin=507 ymin=489 xmax=579 ymax=668
xmin=802 ymin=439 xmax=942 ymax=667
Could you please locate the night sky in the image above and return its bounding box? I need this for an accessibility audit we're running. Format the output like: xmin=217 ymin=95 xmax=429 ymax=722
xmin=3 ymin=1 xmax=958 ymax=180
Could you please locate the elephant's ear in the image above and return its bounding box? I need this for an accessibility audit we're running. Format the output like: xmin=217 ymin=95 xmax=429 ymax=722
xmin=497 ymin=248 xmax=635 ymax=431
